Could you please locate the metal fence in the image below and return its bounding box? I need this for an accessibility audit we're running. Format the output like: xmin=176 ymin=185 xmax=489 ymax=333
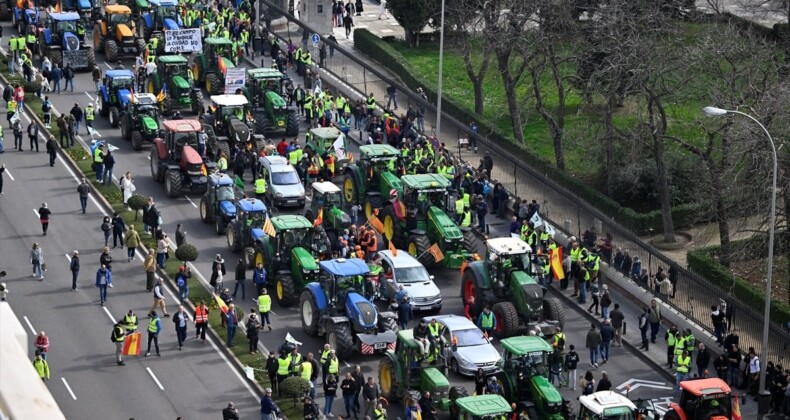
xmin=257 ymin=0 xmax=790 ymax=362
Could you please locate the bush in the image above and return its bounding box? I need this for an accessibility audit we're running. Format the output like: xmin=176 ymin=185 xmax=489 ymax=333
xmin=280 ymin=376 xmax=311 ymax=406
xmin=175 ymin=244 xmax=199 ymax=263
xmin=127 ymin=194 xmax=148 ymax=220
xmin=22 ymin=80 xmax=41 ymax=94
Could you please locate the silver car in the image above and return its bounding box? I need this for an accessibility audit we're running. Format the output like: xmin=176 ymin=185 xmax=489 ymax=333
xmin=426 ymin=315 xmax=501 ymax=376
xmin=377 ymin=250 xmax=441 ymax=312
xmin=258 ymin=155 xmax=306 ymax=208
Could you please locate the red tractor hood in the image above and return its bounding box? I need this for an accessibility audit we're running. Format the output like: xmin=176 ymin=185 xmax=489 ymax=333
xmin=180 ymin=145 xmax=204 ymax=167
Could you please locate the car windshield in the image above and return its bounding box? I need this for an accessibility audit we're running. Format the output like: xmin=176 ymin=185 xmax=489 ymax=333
xmin=216 ymin=185 xmax=235 ymax=201
xmin=393 ymin=266 xmax=429 ymax=283
xmin=173 ymin=132 xmax=197 ymax=148
xmin=271 ymin=170 xmax=300 ymax=185
xmin=453 ymin=328 xmax=489 ymax=347
xmin=109 ymin=13 xmax=130 ymax=24
xmin=281 ymin=228 xmax=309 ymax=248
xmin=220 ymin=105 xmax=244 ymax=120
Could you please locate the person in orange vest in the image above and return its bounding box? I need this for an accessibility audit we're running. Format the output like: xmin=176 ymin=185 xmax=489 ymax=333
xmin=194 ymin=300 xmax=210 ymax=343
xmin=364 ymin=230 xmax=377 ymax=263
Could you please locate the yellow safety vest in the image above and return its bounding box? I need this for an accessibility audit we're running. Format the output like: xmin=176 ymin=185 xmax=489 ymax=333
xmin=17 ymin=37 xmax=26 ymax=51
xmin=454 ymin=199 xmax=464 ymax=214
xmin=428 ymin=323 xmax=440 ymax=337
xmin=320 ymin=349 xmax=331 ymax=365
xmin=8 ymin=37 xmax=17 ymax=51
xmin=218 ymin=156 xmax=228 ymax=171
xmin=277 ymin=357 xmax=290 ymax=375
xmin=366 ymin=96 xmax=376 ymax=110
xmin=258 ymin=294 xmax=271 ymax=313
xmin=463 ymin=193 xmax=470 ymax=208
xmin=148 ymin=318 xmax=159 ymax=333
xmin=289 ymin=150 xmax=299 ymax=165
xmin=374 ymin=408 xmax=386 ymax=420
xmin=677 ymin=355 xmax=690 ymax=373
xmin=94 ymin=148 xmax=104 ymax=163
xmin=674 ymin=337 xmax=686 ymax=356
xmin=570 ymin=247 xmax=582 ymax=262
xmin=461 ymin=211 xmax=471 ymax=227
xmin=85 ymin=106 xmax=95 ymax=121
xmin=328 ymin=358 xmax=339 ymax=374
xmin=6 ymin=100 xmax=16 ymax=112
xmin=666 ymin=331 xmax=676 ymax=347
xmin=300 ymin=361 xmax=312 ymax=381
xmin=520 ymin=225 xmax=530 ymax=241
xmin=26 ymin=34 xmax=35 ymax=45
xmin=124 ymin=314 xmax=137 ymax=331
xmin=480 ymin=312 xmax=494 ymax=328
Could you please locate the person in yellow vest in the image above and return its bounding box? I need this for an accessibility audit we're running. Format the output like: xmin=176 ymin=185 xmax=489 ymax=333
xmin=454 ymin=195 xmax=464 ymax=223
xmin=304 ymin=92 xmax=314 ymax=123
xmin=288 ymin=346 xmax=303 ymax=376
xmin=17 ymin=35 xmax=26 ymax=58
xmin=258 ymin=288 xmax=272 ymax=330
xmin=6 ymin=99 xmax=17 ymax=126
xmin=85 ymin=103 xmax=95 ymax=135
xmin=665 ymin=326 xmax=678 ymax=369
xmin=335 ymin=95 xmax=346 ymax=121
xmin=276 ymin=351 xmax=291 ymax=396
xmin=217 ymin=151 xmax=228 ymax=173
xmin=674 ymin=332 xmax=686 ymax=367
xmin=123 ymin=309 xmax=138 ymax=335
xmin=460 ymin=207 xmax=472 ymax=227
xmin=477 ymin=305 xmax=496 ymax=336
xmin=26 ymin=32 xmax=36 ymax=57
xmin=33 ymin=353 xmax=50 ymax=381
xmin=374 ymin=402 xmax=387 ymax=420
xmin=366 ymin=92 xmax=376 ymax=116
xmin=254 ymin=177 xmax=267 ymax=197
xmin=553 ymin=327 xmax=566 ymax=351
xmin=324 ymin=349 xmax=339 ymax=385
xmin=675 ymin=349 xmax=691 ymax=395
xmin=111 ymin=320 xmax=127 ymax=365
xmin=301 ymin=352 xmax=319 ymax=398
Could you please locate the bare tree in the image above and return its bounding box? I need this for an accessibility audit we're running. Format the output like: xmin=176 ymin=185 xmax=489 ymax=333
xmin=446 ymin=0 xmax=494 ymax=116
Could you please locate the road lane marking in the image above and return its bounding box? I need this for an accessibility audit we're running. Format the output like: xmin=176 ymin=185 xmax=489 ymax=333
xmin=65 ymin=253 xmax=71 ymax=262
xmin=184 ymin=196 xmax=197 ymax=208
xmin=56 ymin=154 xmax=108 ymax=217
xmin=22 ymin=111 xmax=30 ymax=123
xmin=84 ymin=92 xmax=94 ymax=101
xmin=104 ymin=62 xmax=113 ymax=70
xmin=3 ymin=167 xmax=13 ymax=180
xmin=22 ymin=316 xmax=36 ymax=335
xmin=146 ymin=367 xmax=165 ymax=390
xmin=61 ymin=378 xmax=77 ymax=400
xmin=32 ymin=208 xmax=39 ymax=218
xmin=103 ymin=306 xmax=116 ymax=323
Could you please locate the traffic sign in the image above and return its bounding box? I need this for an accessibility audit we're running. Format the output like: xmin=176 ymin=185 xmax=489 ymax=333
xmin=312 ymin=33 xmax=320 ymax=46
xmin=616 ymin=378 xmax=673 ymax=392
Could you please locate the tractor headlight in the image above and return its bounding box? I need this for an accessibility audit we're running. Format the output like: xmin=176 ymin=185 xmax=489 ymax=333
xmin=358 ymin=313 xmax=366 ymax=326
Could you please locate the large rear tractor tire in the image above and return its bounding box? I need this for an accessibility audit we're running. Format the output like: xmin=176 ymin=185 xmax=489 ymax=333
xmin=378 ymin=315 xmax=398 ymax=333
xmin=206 ymin=72 xmax=223 ymax=95
xmin=109 ymin=106 xmax=120 ymax=128
xmin=364 ymin=194 xmax=383 ymax=219
xmin=164 ymin=169 xmax=182 ymax=197
xmin=254 ymin=110 xmax=269 ymax=135
xmin=199 ymin=197 xmax=212 ymax=223
xmin=300 ymin=290 xmax=320 ymax=336
xmin=274 ymin=273 xmax=297 ymax=307
xmin=217 ymin=140 xmax=231 ymax=161
xmin=407 ymin=234 xmax=433 ymax=267
xmin=226 ymin=221 xmax=241 ymax=252
xmin=105 ymin=39 xmax=119 ymax=62
xmin=86 ymin=48 xmax=96 ymax=71
xmin=191 ymin=89 xmax=204 ymax=115
xmin=378 ymin=357 xmax=397 ymax=401
xmin=461 ymin=268 xmax=485 ymax=315
xmin=381 ymin=205 xmax=404 ymax=248
xmin=343 ymin=173 xmax=358 ymax=205
xmin=131 ymin=131 xmax=144 ymax=151
xmin=462 ymin=229 xmax=483 ymax=255
xmin=449 ymin=386 xmax=469 ymax=420
xmin=328 ymin=322 xmax=355 ymax=361
xmin=492 ymin=301 xmax=519 ymax=339
xmin=93 ymin=24 xmax=104 ymax=49
xmin=543 ymin=297 xmax=566 ymax=330
xmin=285 ymin=109 xmax=299 ymax=136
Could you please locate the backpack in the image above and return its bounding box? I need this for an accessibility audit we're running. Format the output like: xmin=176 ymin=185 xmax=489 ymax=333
xmin=2 ymin=86 xmax=11 ymax=102
xmin=42 ymin=101 xmax=51 ymax=112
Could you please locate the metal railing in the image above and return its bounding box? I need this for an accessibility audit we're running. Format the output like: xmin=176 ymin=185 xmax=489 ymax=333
xmin=257 ymin=0 xmax=790 ymax=362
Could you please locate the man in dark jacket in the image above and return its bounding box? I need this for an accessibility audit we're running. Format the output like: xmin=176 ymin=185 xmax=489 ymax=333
xmin=45 ymin=137 xmax=57 ymax=166
xmin=69 ymin=250 xmax=80 ymax=291
xmin=27 ymin=121 xmax=38 ymax=151
xmin=419 ymin=391 xmax=438 ymax=420
xmin=69 ymin=103 xmax=83 ymax=134
xmin=260 ymin=388 xmax=280 ymax=420
xmin=696 ymin=342 xmax=711 ymax=378
xmin=111 ymin=212 xmax=125 ymax=248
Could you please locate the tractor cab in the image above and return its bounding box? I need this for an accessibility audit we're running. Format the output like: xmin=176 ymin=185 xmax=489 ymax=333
xmin=663 ymin=378 xmax=733 ymax=420
xmin=145 ymin=0 xmax=180 ymax=30
xmin=485 ymin=238 xmax=533 ymax=294
xmin=454 ymin=395 xmax=513 ymax=420
xmin=401 ymin=174 xmax=452 ymax=228
xmin=500 ymin=336 xmax=567 ymax=420
xmin=162 ymin=119 xmax=201 ymax=162
xmin=130 ymin=93 xmax=160 ymax=118
xmin=306 ymin=127 xmax=346 ymax=162
xmin=43 ymin=12 xmax=81 ymax=48
xmin=205 ymin=37 xmax=233 ymax=66
xmin=235 ymin=198 xmax=268 ymax=230
xmin=247 ymin=68 xmax=286 ymax=101
xmin=318 ymin=258 xmax=371 ymax=311
xmin=577 ymin=392 xmax=638 ymax=420
xmin=362 ymin=144 xmax=400 ymax=184
xmin=158 ymin=54 xmax=191 ymax=82
xmin=306 ymin=181 xmax=351 ymax=235
xmin=209 ymin=94 xmax=253 ymax=131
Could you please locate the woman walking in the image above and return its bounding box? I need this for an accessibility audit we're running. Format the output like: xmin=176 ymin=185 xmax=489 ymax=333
xmin=124 ymin=225 xmax=140 ymax=262
xmin=120 ymin=172 xmax=135 ymax=210
xmin=38 ymin=202 xmax=51 ymax=235
xmin=100 ymin=216 xmax=112 ymax=247
xmin=30 ymin=243 xmax=44 ymax=280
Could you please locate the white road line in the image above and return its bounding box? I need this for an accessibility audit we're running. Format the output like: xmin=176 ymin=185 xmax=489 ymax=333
xmin=104 ymin=62 xmax=113 ymax=70
xmin=103 ymin=306 xmax=116 ymax=323
xmin=32 ymin=208 xmax=39 ymax=218
xmin=22 ymin=112 xmax=30 ymax=123
xmin=60 ymin=378 xmax=77 ymax=400
xmin=84 ymin=92 xmax=94 ymax=101
xmin=22 ymin=316 xmax=36 ymax=335
xmin=184 ymin=196 xmax=197 ymax=208
xmin=56 ymin=154 xmax=108 ymax=216
xmin=147 ymin=155 xmax=151 ymax=160
xmin=65 ymin=253 xmax=71 ymax=261
xmin=4 ymin=167 xmax=13 ymax=180
xmin=0 ymin=47 xmax=7 ymax=55
xmin=146 ymin=367 xmax=165 ymax=391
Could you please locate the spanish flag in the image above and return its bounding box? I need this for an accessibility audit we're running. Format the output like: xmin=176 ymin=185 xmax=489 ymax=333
xmin=214 ymin=293 xmax=229 ymax=315
xmin=263 ymin=216 xmax=276 ymax=237
xmin=733 ymin=394 xmax=741 ymax=420
xmin=427 ymin=243 xmax=444 ymax=263
xmin=388 ymin=239 xmax=398 ymax=257
xmin=53 ymin=1 xmax=60 ymax=12
xmin=218 ymin=56 xmax=227 ymax=74
xmin=549 ymin=247 xmax=565 ymax=281
xmin=313 ymin=208 xmax=323 ymax=228
xmin=368 ymin=214 xmax=384 ymax=234
xmin=122 ymin=331 xmax=142 ymax=356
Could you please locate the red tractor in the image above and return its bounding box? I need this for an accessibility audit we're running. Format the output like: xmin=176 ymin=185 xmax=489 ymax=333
xmin=150 ymin=119 xmax=213 ymax=197
xmin=663 ymin=378 xmax=735 ymax=420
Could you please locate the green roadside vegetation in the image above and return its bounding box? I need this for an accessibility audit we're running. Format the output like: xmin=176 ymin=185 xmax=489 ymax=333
xmin=0 ymin=57 xmax=301 ymax=419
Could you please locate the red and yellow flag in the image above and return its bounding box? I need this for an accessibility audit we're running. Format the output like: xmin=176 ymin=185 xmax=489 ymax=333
xmin=263 ymin=216 xmax=276 ymax=237
xmin=218 ymin=57 xmax=228 ymax=74
xmin=122 ymin=331 xmax=142 ymax=356
xmin=313 ymin=208 xmax=324 ymax=228
xmin=427 ymin=243 xmax=444 ymax=263
xmin=368 ymin=214 xmax=384 ymax=234
xmin=214 ymin=293 xmax=229 ymax=315
xmin=388 ymin=239 xmax=398 ymax=257
xmin=549 ymin=247 xmax=565 ymax=281
xmin=733 ymin=394 xmax=741 ymax=420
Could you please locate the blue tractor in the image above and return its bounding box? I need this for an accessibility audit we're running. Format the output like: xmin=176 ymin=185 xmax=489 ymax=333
xmin=38 ymin=12 xmax=95 ymax=70
xmin=12 ymin=1 xmax=38 ymax=35
xmin=199 ymin=173 xmax=243 ymax=235
xmin=300 ymin=258 xmax=399 ymax=360
xmin=225 ymin=197 xmax=272 ymax=268
xmin=98 ymin=69 xmax=135 ymax=127
xmin=140 ymin=0 xmax=181 ymax=52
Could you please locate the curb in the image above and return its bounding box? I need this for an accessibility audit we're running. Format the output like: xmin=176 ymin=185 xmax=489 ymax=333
xmin=0 ymin=66 xmax=265 ymax=401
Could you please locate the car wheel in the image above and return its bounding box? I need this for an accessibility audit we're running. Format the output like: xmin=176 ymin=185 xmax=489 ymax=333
xmin=450 ymin=358 xmax=459 ymax=374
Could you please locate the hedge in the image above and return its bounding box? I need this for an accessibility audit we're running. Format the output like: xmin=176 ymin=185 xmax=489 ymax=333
xmin=687 ymin=232 xmax=790 ymax=326
xmin=353 ymin=28 xmax=704 ymax=235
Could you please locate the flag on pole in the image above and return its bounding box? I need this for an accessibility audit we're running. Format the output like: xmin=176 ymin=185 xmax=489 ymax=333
xmin=549 ymin=247 xmax=565 ymax=281
xmin=427 ymin=243 xmax=444 ymax=263
xmin=333 ymin=135 xmax=346 ymax=160
xmin=544 ymin=223 xmax=556 ymax=237
xmin=263 ymin=217 xmax=276 ymax=237
xmin=313 ymin=208 xmax=324 ymax=228
xmin=529 ymin=212 xmax=543 ymax=227
xmin=218 ymin=57 xmax=228 ymax=74
xmin=122 ymin=331 xmax=142 ymax=356
xmin=214 ymin=293 xmax=229 ymax=315
xmin=234 ymin=175 xmax=245 ymax=191
xmin=388 ymin=239 xmax=398 ymax=257
xmin=156 ymin=83 xmax=167 ymax=103
xmin=368 ymin=214 xmax=385 ymax=234
xmin=732 ymin=394 xmax=742 ymax=420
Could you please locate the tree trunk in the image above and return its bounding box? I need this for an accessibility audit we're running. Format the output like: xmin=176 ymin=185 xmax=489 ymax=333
xmin=712 ymin=174 xmax=731 ymax=267
xmin=473 ymin=81 xmax=484 ymax=115
xmin=653 ymin=136 xmax=676 ymax=243
xmin=496 ymin=53 xmax=527 ymax=147
xmin=604 ymin=95 xmax=616 ymax=197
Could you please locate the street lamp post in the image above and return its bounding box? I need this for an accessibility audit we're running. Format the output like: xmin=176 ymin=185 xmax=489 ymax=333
xmin=436 ymin=0 xmax=445 ymax=138
xmin=703 ymin=106 xmax=778 ymax=413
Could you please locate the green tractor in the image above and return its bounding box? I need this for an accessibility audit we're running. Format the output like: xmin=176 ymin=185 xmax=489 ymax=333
xmin=342 ymin=144 xmax=402 ymax=220
xmin=455 ymin=395 xmax=513 ymax=420
xmin=496 ymin=336 xmax=570 ymax=420
xmin=379 ymin=329 xmax=492 ymax=419
xmin=461 ymin=237 xmax=566 ymax=339
xmin=191 ymin=37 xmax=234 ymax=95
xmin=241 ymin=67 xmax=299 ymax=137
xmin=378 ymin=174 xmax=482 ymax=269
xmin=304 ymin=127 xmax=351 ymax=168
xmin=146 ymin=54 xmax=204 ymax=115
xmin=249 ymin=215 xmax=330 ymax=307
xmin=202 ymin=94 xmax=265 ymax=159
xmin=120 ymin=93 xmax=164 ymax=151
xmin=304 ymin=181 xmax=351 ymax=243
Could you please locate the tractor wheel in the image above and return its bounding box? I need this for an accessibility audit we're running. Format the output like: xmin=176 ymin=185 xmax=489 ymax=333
xmin=381 ymin=205 xmax=403 ymax=247
xmin=285 ymin=109 xmax=299 ymax=137
xmin=299 ymin=290 xmax=320 ymax=336
xmin=378 ymin=356 xmax=397 ymax=401
xmin=199 ymin=196 xmax=211 ymax=223
xmin=462 ymin=229 xmax=483 ymax=255
xmin=378 ymin=315 xmax=398 ymax=333
xmin=274 ymin=273 xmax=297 ymax=307
xmin=492 ymin=301 xmax=519 ymax=339
xmin=217 ymin=140 xmax=231 ymax=161
xmin=105 ymin=39 xmax=119 ymax=62
xmin=343 ymin=173 xmax=358 ymax=205
xmin=253 ymin=110 xmax=269 ymax=135
xmin=109 ymin=107 xmax=120 ymax=128
xmin=461 ymin=268 xmax=485 ymax=315
xmin=164 ymin=169 xmax=182 ymax=197
xmin=243 ymin=247 xmax=256 ymax=269
xmin=86 ymin=48 xmax=96 ymax=71
xmin=407 ymin=234 xmax=433 ymax=266
xmin=120 ymin=114 xmax=130 ymax=140
xmin=253 ymin=247 xmax=266 ymax=268
xmin=135 ymin=38 xmax=146 ymax=56
xmin=48 ymin=49 xmax=62 ymax=69
xmin=328 ymin=321 xmax=354 ymax=361
xmin=226 ymin=222 xmax=242 ymax=252
xmin=93 ymin=24 xmax=104 ymax=50
xmin=191 ymin=61 xmax=202 ymax=83
xmin=364 ymin=194 xmax=383 ymax=219
xmin=449 ymin=386 xmax=469 ymax=420
xmin=206 ymin=73 xmax=223 ymax=95
xmin=150 ymin=148 xmax=163 ymax=182
xmin=191 ymin=89 xmax=204 ymax=115
xmin=215 ymin=218 xmax=226 ymax=235
xmin=496 ymin=372 xmax=516 ymax=402
xmin=254 ymin=137 xmax=266 ymax=154
xmin=162 ymin=94 xmax=174 ymax=116
xmin=543 ymin=297 xmax=566 ymax=330
xmin=131 ymin=131 xmax=144 ymax=151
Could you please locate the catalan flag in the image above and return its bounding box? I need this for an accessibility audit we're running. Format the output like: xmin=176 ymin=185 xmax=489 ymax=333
xmin=388 ymin=239 xmax=398 ymax=257
xmin=368 ymin=214 xmax=384 ymax=234
xmin=427 ymin=243 xmax=444 ymax=263
xmin=313 ymin=208 xmax=323 ymax=228
xmin=214 ymin=293 xmax=229 ymax=315
xmin=263 ymin=216 xmax=276 ymax=237
xmin=549 ymin=247 xmax=565 ymax=281
xmin=156 ymin=83 xmax=167 ymax=103
xmin=122 ymin=331 xmax=142 ymax=356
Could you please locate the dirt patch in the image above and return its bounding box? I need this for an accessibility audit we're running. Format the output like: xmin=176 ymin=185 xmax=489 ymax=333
xmin=730 ymin=256 xmax=790 ymax=306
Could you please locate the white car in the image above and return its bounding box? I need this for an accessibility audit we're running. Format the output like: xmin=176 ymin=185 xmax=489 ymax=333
xmin=425 ymin=315 xmax=501 ymax=376
xmin=376 ymin=250 xmax=441 ymax=312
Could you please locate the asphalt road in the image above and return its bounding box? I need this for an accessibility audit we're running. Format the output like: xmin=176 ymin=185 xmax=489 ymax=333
xmin=0 ymin=17 xmax=676 ymax=419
